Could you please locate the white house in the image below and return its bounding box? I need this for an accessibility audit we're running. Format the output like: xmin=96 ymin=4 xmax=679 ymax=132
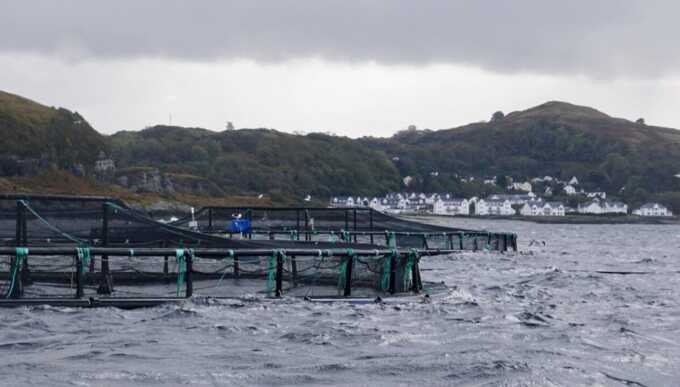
xmin=520 ymin=201 xmax=566 ymax=217
xmin=508 ymin=181 xmax=533 ymax=193
xmin=330 ymin=196 xmax=355 ymax=207
xmin=633 ymin=203 xmax=673 ymax=217
xmin=483 ymin=176 xmax=497 ymax=185
xmin=484 ymin=199 xmax=514 ymax=215
xmin=433 ymin=197 xmax=470 ymax=215
xmin=474 ymin=198 xmax=488 ymax=216
xmin=488 ymin=193 xmax=537 ymax=206
xmin=569 ymin=176 xmax=579 ymax=186
xmin=368 ymin=197 xmax=385 ymax=212
xmin=563 ymin=185 xmax=577 ymax=195
xmin=586 ymin=191 xmax=607 ymax=199
xmin=578 ymin=199 xmax=627 ymax=214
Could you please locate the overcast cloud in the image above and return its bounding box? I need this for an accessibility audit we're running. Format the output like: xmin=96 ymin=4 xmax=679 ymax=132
xmin=2 ymin=0 xmax=678 ymax=78
xmin=1 ymin=1 xmax=679 ymax=135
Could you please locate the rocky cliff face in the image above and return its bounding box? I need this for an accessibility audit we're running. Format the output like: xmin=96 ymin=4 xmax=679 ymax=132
xmin=115 ymin=168 xmax=224 ymax=196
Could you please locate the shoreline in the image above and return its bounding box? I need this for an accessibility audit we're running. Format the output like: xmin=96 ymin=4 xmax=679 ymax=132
xmin=399 ymin=213 xmax=680 ymax=225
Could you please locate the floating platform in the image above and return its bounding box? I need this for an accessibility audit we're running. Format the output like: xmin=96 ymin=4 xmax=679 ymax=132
xmin=0 ymin=193 xmax=517 ymax=308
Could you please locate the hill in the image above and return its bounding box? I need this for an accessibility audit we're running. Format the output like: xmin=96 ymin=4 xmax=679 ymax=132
xmin=3 ymin=89 xmax=680 ymax=210
xmin=360 ymin=101 xmax=680 ymax=205
xmin=109 ymin=126 xmax=400 ymax=200
xmin=0 ymin=90 xmax=108 ymax=174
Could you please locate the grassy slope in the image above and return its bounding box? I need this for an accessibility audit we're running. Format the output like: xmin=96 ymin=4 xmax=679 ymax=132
xmin=4 ymin=89 xmax=680 ymax=208
xmin=361 ymin=101 xmax=680 ymax=195
xmin=0 ymin=171 xmax=274 ymax=207
xmin=0 ymin=90 xmax=107 ymax=165
xmin=110 ymin=126 xmax=401 ymax=198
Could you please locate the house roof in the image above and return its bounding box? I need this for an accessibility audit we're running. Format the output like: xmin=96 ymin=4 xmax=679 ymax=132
xmin=639 ymin=202 xmax=667 ymax=209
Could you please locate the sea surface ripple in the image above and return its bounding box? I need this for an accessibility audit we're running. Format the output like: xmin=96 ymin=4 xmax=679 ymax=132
xmin=1 ymin=218 xmax=679 ymax=386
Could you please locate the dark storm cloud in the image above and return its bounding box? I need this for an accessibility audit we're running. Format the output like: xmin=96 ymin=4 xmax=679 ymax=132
xmin=1 ymin=0 xmax=677 ymax=78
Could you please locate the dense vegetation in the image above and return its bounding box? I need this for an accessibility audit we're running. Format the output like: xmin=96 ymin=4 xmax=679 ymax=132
xmin=110 ymin=126 xmax=400 ymax=200
xmin=361 ymin=102 xmax=680 ymax=208
xmin=3 ymin=89 xmax=680 ymax=210
xmin=0 ymin=90 xmax=107 ymax=173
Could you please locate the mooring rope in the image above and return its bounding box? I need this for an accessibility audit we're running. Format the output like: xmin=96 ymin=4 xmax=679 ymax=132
xmin=21 ymin=200 xmax=88 ymax=245
xmin=76 ymin=247 xmax=91 ymax=272
xmin=337 ymin=248 xmax=355 ymax=294
xmin=380 ymin=250 xmax=397 ymax=292
xmin=403 ymin=249 xmax=418 ymax=291
xmin=4 ymin=247 xmax=28 ymax=298
xmin=175 ymin=249 xmax=186 ymax=296
xmin=385 ymin=231 xmax=397 ymax=248
xmin=266 ymin=249 xmax=278 ymax=296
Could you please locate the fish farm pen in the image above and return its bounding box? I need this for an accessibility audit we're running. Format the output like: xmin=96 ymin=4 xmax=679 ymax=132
xmin=0 ymin=194 xmax=517 ymax=308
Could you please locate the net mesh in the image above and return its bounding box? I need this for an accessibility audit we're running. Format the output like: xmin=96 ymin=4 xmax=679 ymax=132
xmin=0 ymin=196 xmax=513 ymax=302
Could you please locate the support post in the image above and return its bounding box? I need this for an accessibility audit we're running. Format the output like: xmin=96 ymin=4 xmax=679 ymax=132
xmin=353 ymin=209 xmax=358 ymax=243
xmin=275 ymin=251 xmax=283 ymax=297
xmin=459 ymin=233 xmax=465 ymax=250
xmin=247 ymin=209 xmax=252 ymax=240
xmin=15 ymin=200 xmax=22 ymax=246
xmin=344 ymin=210 xmax=349 ymax=234
xmin=233 ymin=254 xmax=240 ymax=278
xmin=369 ymin=209 xmax=374 ymax=245
xmin=97 ymin=203 xmax=113 ymax=294
xmin=18 ymin=201 xmax=32 ymax=285
xmin=296 ymin=209 xmax=301 ymax=236
xmin=185 ymin=251 xmax=193 ymax=298
xmin=75 ymin=253 xmax=84 ymax=298
xmin=343 ymin=256 xmax=353 ymax=297
xmin=304 ymin=210 xmax=310 ymax=241
xmin=291 ymin=255 xmax=298 ymax=286
xmin=161 ymin=241 xmax=169 ymax=282
xmin=389 ymin=253 xmax=397 ymax=295
xmin=411 ymin=258 xmax=420 ymax=293
xmin=208 ymin=208 xmax=213 ymax=232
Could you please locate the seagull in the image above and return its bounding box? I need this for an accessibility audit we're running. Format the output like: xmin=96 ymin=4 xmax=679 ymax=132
xmin=257 ymin=194 xmax=264 ymax=199
xmin=304 ymin=195 xmax=312 ymax=202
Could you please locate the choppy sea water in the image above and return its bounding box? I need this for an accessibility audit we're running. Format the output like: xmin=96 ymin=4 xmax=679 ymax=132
xmin=1 ymin=218 xmax=680 ymax=386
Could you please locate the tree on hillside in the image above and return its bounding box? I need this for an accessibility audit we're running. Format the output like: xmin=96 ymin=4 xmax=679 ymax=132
xmin=636 ymin=118 xmax=645 ymax=125
xmin=495 ymin=175 xmax=510 ymax=188
xmin=226 ymin=121 xmax=235 ymax=130
xmin=491 ymin=111 xmax=505 ymax=122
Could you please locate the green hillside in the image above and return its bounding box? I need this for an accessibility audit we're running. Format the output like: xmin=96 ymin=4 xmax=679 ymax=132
xmin=361 ymin=101 xmax=680 ymax=204
xmin=0 ymin=90 xmax=107 ymax=171
xmin=3 ymin=89 xmax=680 ymax=209
xmin=110 ymin=126 xmax=400 ymax=199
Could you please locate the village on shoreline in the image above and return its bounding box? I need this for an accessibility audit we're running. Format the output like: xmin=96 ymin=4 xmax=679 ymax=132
xmin=330 ymin=175 xmax=675 ymax=222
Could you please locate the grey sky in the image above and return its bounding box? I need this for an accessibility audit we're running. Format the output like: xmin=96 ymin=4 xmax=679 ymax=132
xmin=1 ymin=1 xmax=679 ymax=135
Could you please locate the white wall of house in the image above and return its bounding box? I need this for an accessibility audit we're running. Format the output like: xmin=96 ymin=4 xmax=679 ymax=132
xmin=578 ymin=200 xmax=627 ymax=214
xmin=433 ymin=198 xmax=470 ymax=215
xmin=520 ymin=201 xmax=565 ymax=216
xmin=633 ymin=203 xmax=673 ymax=217
xmin=486 ymin=199 xmax=514 ymax=215
xmin=475 ymin=199 xmax=489 ymax=216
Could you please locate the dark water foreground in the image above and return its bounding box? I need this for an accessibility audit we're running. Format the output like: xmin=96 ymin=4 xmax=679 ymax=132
xmin=1 ymin=219 xmax=679 ymax=386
